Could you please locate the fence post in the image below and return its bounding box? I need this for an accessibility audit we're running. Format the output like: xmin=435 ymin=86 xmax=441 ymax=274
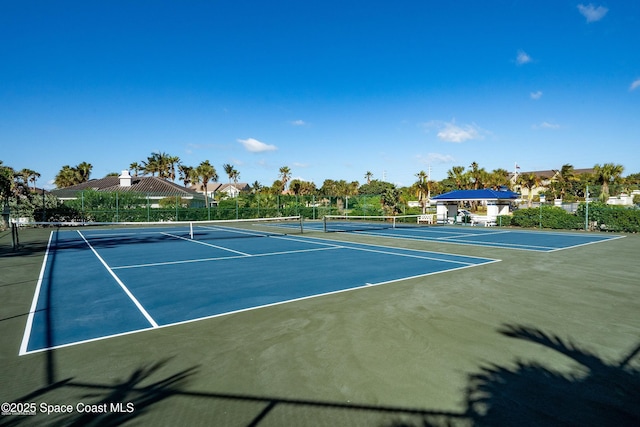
xmin=585 ymin=185 xmax=589 ymax=231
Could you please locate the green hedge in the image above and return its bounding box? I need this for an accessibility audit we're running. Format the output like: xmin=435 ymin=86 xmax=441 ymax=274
xmin=499 ymin=204 xmax=640 ymax=233
xmin=576 ymin=202 xmax=640 ymax=233
xmin=509 ymin=206 xmax=584 ymax=230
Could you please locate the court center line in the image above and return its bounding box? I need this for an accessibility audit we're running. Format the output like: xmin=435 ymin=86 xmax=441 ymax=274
xmin=77 ymin=230 xmax=159 ymax=328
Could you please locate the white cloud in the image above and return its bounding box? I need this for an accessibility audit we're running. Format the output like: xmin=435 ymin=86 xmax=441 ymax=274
xmin=630 ymin=78 xmax=640 ymax=91
xmin=237 ymin=138 xmax=277 ymax=153
xmin=577 ymin=4 xmax=609 ymax=23
xmin=532 ymin=121 xmax=560 ymax=130
xmin=530 ymin=90 xmax=543 ymax=100
xmin=290 ymin=120 xmax=307 ymax=126
xmin=516 ymin=50 xmax=532 ymax=65
xmin=425 ymin=121 xmax=484 ymax=143
xmin=417 ymin=153 xmax=456 ymax=164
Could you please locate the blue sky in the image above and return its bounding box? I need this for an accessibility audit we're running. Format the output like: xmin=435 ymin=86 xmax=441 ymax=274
xmin=1 ymin=1 xmax=639 ymax=189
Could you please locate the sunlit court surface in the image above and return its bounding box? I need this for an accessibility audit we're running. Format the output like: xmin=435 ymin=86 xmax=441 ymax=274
xmin=19 ymin=219 xmax=498 ymax=354
xmin=315 ymin=217 xmax=624 ymax=252
xmin=2 ymin=220 xmax=638 ymax=426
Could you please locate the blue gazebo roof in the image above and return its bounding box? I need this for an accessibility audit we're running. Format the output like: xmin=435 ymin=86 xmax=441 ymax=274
xmin=431 ymin=189 xmax=519 ymax=201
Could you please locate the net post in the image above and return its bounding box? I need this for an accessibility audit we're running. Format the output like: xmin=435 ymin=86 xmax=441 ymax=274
xmin=189 ymin=222 xmax=194 ymax=240
xmin=323 ymin=216 xmax=327 ymax=233
xmin=393 ymin=217 xmax=396 ymax=229
xmin=299 ymin=215 xmax=304 ymax=234
xmin=11 ymin=221 xmax=18 ymax=251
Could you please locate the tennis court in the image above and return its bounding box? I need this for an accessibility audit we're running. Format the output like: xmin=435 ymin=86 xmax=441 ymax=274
xmin=2 ymin=216 xmax=638 ymax=426
xmin=315 ymin=216 xmax=623 ymax=252
xmin=19 ymin=218 xmax=497 ymax=354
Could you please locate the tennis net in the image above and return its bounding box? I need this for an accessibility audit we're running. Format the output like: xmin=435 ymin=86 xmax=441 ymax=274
xmin=322 ymin=214 xmax=428 ymax=233
xmin=10 ymin=216 xmax=304 ymax=250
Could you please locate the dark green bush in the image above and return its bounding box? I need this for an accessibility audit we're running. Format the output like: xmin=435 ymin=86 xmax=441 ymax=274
xmin=576 ymin=202 xmax=640 ymax=232
xmin=510 ymin=206 xmax=584 ymax=230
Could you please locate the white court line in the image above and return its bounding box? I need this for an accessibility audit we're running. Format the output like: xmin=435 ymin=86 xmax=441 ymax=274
xmin=162 ymin=231 xmax=252 ymax=256
xmin=289 ymin=234 xmax=498 ymax=262
xmin=547 ymin=234 xmax=626 ymax=252
xmin=348 ymin=229 xmax=553 ymax=251
xmin=112 ymin=246 xmax=341 ymax=270
xmin=437 ymin=230 xmax=512 ymax=239
xmin=19 ymin=231 xmax=55 ymax=356
xmin=338 ymin=244 xmax=480 ymax=265
xmin=77 ymin=230 xmax=158 ymax=328
xmin=20 ymin=255 xmax=501 ymax=355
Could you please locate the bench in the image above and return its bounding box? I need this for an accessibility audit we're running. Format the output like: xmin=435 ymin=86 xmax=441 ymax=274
xmin=470 ymin=216 xmax=497 ymax=227
xmin=417 ymin=214 xmax=434 ymax=224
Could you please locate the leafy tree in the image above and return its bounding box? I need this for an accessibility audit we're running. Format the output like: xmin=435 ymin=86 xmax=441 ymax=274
xmin=53 ymin=162 xmax=92 ymax=188
xmin=357 ymin=179 xmax=393 ymax=195
xmin=178 ymin=165 xmax=194 ymax=187
xmin=129 ymin=162 xmax=142 ymax=177
xmin=250 ymin=181 xmax=263 ymax=194
xmin=19 ymin=168 xmax=40 ymax=191
xmin=76 ymin=162 xmax=93 ymax=182
xmin=193 ymin=160 xmax=218 ymax=207
xmin=517 ymin=173 xmax=542 ymax=208
xmin=447 ymin=166 xmax=468 ymax=189
xmin=413 ymin=170 xmax=431 ymax=213
xmin=364 ymin=171 xmax=373 ymax=184
xmin=487 ymin=168 xmax=510 ymax=190
xmin=279 ymin=166 xmax=291 ymax=193
xmin=223 ymin=163 xmax=237 ymax=183
xmin=552 ymin=164 xmax=577 ymax=200
xmin=593 ymin=163 xmax=625 ymax=201
xmin=381 ymin=187 xmax=401 ymax=215
xmin=468 ymin=161 xmax=487 ymax=190
xmin=289 ymin=179 xmax=317 ymax=195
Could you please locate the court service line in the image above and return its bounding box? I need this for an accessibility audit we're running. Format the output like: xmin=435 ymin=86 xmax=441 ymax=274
xmin=161 ymin=232 xmax=251 ymax=256
xmin=437 ymin=230 xmax=512 ymax=239
xmin=338 ymin=244 xmax=485 ymax=265
xmin=112 ymin=246 xmax=341 ymax=270
xmin=19 ymin=231 xmax=55 ymax=355
xmin=77 ymin=230 xmax=159 ymax=328
xmin=547 ymin=234 xmax=626 ymax=252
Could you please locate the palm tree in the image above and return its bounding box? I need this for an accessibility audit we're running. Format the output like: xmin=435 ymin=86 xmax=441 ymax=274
xmin=143 ymin=152 xmax=172 ymax=178
xmin=414 ymin=170 xmax=430 ymax=213
xmin=167 ymin=156 xmax=181 ymax=182
xmin=223 ymin=163 xmax=235 ymax=183
xmin=364 ymin=171 xmax=373 ymax=185
xmin=129 ymin=162 xmax=142 ymax=177
xmin=279 ymin=166 xmax=291 ymax=193
xmin=19 ymin=168 xmax=40 ymax=191
xmin=54 ymin=165 xmax=79 ymax=188
xmin=468 ymin=162 xmax=486 ymax=190
xmin=447 ymin=166 xmax=467 ymax=189
xmin=76 ymin=162 xmax=92 ymax=183
xmin=178 ymin=165 xmax=194 ymax=187
xmin=517 ymin=173 xmax=542 ymax=208
xmin=488 ymin=169 xmax=510 ymax=190
xmin=194 ymin=160 xmax=218 ymax=207
xmin=593 ymin=163 xmax=624 ymax=201
xmin=251 ymin=181 xmax=263 ymax=194
xmin=1 ymin=163 xmax=13 ymax=205
xmin=552 ymin=164 xmax=577 ymax=200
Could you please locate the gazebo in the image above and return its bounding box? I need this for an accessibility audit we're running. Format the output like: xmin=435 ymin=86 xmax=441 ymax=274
xmin=430 ymin=189 xmax=519 ymax=223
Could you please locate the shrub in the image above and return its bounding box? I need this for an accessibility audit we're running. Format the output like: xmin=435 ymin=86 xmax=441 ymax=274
xmin=510 ymin=206 xmax=583 ymax=230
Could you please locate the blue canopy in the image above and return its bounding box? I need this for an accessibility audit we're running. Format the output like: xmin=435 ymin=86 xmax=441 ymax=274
xmin=431 ymin=189 xmax=519 ymax=201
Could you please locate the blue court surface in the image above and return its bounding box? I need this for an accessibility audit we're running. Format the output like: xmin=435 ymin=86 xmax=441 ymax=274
xmin=20 ymin=226 xmax=498 ymax=354
xmin=307 ymin=222 xmax=623 ymax=252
